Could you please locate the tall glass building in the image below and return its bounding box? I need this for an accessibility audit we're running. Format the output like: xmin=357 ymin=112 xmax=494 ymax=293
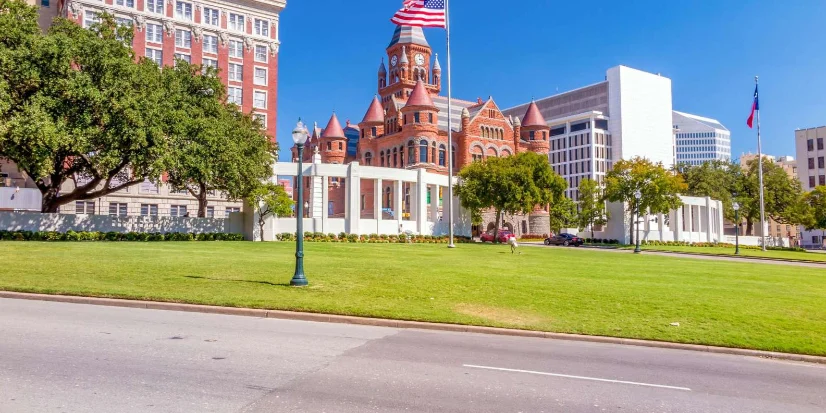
xmin=673 ymin=111 xmax=731 ymax=166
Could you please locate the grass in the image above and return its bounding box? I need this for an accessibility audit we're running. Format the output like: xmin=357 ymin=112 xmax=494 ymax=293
xmin=620 ymin=244 xmax=826 ymax=262
xmin=0 ymin=242 xmax=825 ymax=356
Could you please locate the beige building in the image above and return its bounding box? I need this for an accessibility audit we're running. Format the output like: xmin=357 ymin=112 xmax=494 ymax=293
xmin=738 ymin=153 xmax=799 ymax=240
xmin=25 ymin=0 xmax=58 ymax=30
xmin=795 ymin=126 xmax=826 ymax=248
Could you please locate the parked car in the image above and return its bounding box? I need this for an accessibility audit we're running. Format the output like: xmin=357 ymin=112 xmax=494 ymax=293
xmin=480 ymin=230 xmax=515 ymax=243
xmin=544 ymin=233 xmax=583 ymax=247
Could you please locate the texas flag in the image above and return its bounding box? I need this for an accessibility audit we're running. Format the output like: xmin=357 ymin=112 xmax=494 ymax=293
xmin=747 ymin=85 xmax=759 ymax=128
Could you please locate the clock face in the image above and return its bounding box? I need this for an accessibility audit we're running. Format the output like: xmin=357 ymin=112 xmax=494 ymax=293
xmin=414 ymin=53 xmax=425 ymax=66
xmin=390 ymin=55 xmax=398 ymax=66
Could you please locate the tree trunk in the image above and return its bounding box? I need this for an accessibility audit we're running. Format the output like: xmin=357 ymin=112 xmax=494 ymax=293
xmin=493 ymin=209 xmax=501 ymax=243
xmin=746 ymin=220 xmax=754 ymax=236
xmin=40 ymin=186 xmax=62 ymax=213
xmin=628 ymin=209 xmax=635 ymax=245
xmin=197 ymin=182 xmax=208 ymax=218
xmin=258 ymin=218 xmax=265 ymax=242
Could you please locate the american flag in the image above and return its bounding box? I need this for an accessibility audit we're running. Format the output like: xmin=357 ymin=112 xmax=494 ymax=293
xmin=390 ymin=0 xmax=446 ymax=28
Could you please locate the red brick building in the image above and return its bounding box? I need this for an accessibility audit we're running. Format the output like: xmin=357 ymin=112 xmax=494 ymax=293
xmin=292 ymin=25 xmax=552 ymax=236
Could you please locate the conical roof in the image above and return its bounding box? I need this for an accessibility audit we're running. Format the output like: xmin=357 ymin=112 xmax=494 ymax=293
xmin=321 ymin=113 xmax=345 ymax=138
xmin=405 ymin=80 xmax=434 ymax=108
xmin=521 ymin=101 xmax=547 ymax=127
xmin=433 ymin=53 xmax=441 ymax=71
xmin=378 ymin=58 xmax=387 ymax=74
xmin=400 ymin=46 xmax=409 ymax=64
xmin=388 ymin=25 xmax=429 ymax=48
xmin=361 ymin=96 xmax=384 ymax=123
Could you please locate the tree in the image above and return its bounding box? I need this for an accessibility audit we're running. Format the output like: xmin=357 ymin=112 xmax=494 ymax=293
xmin=0 ymin=9 xmax=170 ymax=212
xmin=248 ymin=183 xmax=293 ymax=242
xmin=577 ymin=177 xmax=607 ymax=239
xmin=455 ymin=152 xmax=565 ymax=242
xmin=803 ymin=186 xmax=826 ymax=232
xmin=549 ymin=196 xmax=577 ymax=234
xmin=739 ymin=158 xmax=807 ymax=235
xmin=162 ymin=61 xmax=275 ymax=217
xmin=677 ymin=160 xmax=742 ymax=222
xmin=604 ymin=157 xmax=686 ymax=244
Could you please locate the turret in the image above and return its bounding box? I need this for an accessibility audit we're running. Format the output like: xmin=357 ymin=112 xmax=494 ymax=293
xmin=378 ymin=58 xmax=387 ymax=90
xmin=520 ymin=101 xmax=550 ymax=154
xmin=432 ymin=53 xmax=442 ymax=88
xmin=399 ymin=46 xmax=410 ymax=83
xmin=319 ymin=113 xmax=348 ymax=164
xmin=461 ymin=107 xmax=470 ymax=131
xmin=512 ymin=116 xmax=522 ymax=153
xmin=359 ymin=96 xmax=385 ymax=140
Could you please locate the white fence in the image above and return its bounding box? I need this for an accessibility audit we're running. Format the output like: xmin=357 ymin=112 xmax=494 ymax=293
xmin=0 ymin=211 xmax=244 ymax=234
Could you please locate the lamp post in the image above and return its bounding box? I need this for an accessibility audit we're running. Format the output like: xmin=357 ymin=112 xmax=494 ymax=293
xmin=290 ymin=119 xmax=309 ymax=287
xmin=634 ymin=189 xmax=642 ymax=254
xmin=733 ymin=202 xmax=741 ymax=256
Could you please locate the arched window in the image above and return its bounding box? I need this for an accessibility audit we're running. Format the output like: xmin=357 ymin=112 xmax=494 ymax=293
xmin=419 ymin=140 xmax=428 ymax=163
xmin=431 ymin=142 xmax=436 ymax=164
xmin=499 ymin=129 xmax=504 ymax=140
xmin=482 ymin=127 xmax=487 ymax=138
xmin=438 ymin=145 xmax=446 ymax=166
xmin=380 ymin=151 xmax=385 ymax=167
xmin=365 ymin=152 xmax=372 ymax=166
xmin=471 ymin=146 xmax=484 ymax=162
xmin=407 ymin=141 xmax=415 ymax=164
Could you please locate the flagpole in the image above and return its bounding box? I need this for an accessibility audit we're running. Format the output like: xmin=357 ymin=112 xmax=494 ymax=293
xmin=445 ymin=0 xmax=456 ymax=248
xmin=755 ymin=75 xmax=767 ymax=251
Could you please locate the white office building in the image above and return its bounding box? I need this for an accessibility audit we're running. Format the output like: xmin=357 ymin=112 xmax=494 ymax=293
xmin=673 ymin=111 xmax=731 ymax=166
xmin=795 ymin=126 xmax=826 ymax=249
xmin=503 ymin=65 xmax=674 ymax=201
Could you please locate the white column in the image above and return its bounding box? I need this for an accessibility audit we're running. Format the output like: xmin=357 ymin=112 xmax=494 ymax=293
xmin=705 ymin=197 xmax=713 ymax=242
xmin=658 ymin=213 xmax=665 ymax=242
xmin=346 ymin=163 xmax=361 ymax=235
xmin=416 ymin=168 xmax=427 ymax=234
xmin=394 ymin=180 xmax=403 ymax=233
xmin=717 ymin=200 xmax=724 ymax=242
xmin=674 ymin=206 xmax=683 ymax=242
xmin=321 ymin=176 xmax=328 ymax=234
xmin=375 ymin=178 xmax=383 ymax=234
xmin=430 ymin=185 xmax=439 ymax=223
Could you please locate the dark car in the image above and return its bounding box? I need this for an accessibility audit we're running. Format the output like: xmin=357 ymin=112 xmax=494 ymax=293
xmin=544 ymin=233 xmax=583 ymax=247
xmin=480 ymin=230 xmax=515 ymax=243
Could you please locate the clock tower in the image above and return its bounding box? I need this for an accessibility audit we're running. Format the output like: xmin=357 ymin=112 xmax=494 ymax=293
xmin=380 ymin=25 xmax=440 ymax=103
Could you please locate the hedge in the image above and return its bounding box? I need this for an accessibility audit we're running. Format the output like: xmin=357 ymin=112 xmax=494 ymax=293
xmin=0 ymin=230 xmax=244 ymax=242
xmin=639 ymin=239 xmax=806 ymax=252
xmin=276 ymin=232 xmax=473 ymax=244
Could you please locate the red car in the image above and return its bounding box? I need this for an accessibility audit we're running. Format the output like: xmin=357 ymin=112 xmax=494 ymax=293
xmin=480 ymin=230 xmax=515 ymax=243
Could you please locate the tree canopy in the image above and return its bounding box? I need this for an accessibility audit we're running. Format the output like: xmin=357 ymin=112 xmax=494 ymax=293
xmin=604 ymin=157 xmax=685 ymax=244
xmin=249 ymin=182 xmax=293 ymax=241
xmin=802 ymin=186 xmax=826 ymax=232
xmin=549 ymin=196 xmax=577 ymax=234
xmin=577 ymin=177 xmax=607 ymax=239
xmin=455 ymin=152 xmax=565 ymax=241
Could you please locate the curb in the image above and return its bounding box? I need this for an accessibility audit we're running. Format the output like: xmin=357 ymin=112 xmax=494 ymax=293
xmin=1 ymin=290 xmax=824 ymax=365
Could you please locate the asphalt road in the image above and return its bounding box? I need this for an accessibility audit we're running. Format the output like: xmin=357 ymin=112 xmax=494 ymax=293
xmin=1 ymin=299 xmax=825 ymax=413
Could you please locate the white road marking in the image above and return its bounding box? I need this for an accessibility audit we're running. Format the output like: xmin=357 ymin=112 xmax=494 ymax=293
xmin=463 ymin=364 xmax=692 ymax=391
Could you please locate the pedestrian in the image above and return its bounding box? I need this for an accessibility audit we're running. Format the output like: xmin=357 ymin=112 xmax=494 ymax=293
xmin=508 ymin=236 xmax=520 ymax=254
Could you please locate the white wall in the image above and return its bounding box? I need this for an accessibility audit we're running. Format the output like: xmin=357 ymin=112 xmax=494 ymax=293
xmin=608 ymin=65 xmax=674 ymax=168
xmin=0 ymin=188 xmax=41 ymax=211
xmin=0 ymin=211 xmax=243 ymax=234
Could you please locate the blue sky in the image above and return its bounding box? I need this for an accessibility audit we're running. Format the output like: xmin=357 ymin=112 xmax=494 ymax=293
xmin=275 ymin=0 xmax=826 ymax=162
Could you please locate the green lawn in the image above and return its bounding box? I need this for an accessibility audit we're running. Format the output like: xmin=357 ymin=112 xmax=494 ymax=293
xmin=1 ymin=242 xmax=825 ymax=356
xmin=620 ymin=244 xmax=826 ymax=262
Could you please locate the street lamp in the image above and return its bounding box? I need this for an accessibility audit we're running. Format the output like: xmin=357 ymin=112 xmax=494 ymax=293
xmin=290 ymin=119 xmax=309 ymax=287
xmin=733 ymin=201 xmax=741 ymax=256
xmin=634 ymin=189 xmax=642 ymax=254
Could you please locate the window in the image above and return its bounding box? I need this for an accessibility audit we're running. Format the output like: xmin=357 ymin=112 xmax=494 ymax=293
xmin=819 ymin=138 xmax=825 ymax=150
xmin=253 ymin=113 xmax=266 ymax=126
xmin=821 ymin=175 xmax=826 ymax=186
xmin=228 ymin=63 xmax=243 ymax=81
xmin=254 ymin=45 xmax=268 ymax=62
xmin=407 ymin=142 xmax=415 ymax=164
xmin=141 ymin=204 xmax=159 ymax=216
xmin=254 ymin=18 xmax=269 ymax=36
xmin=146 ymin=0 xmax=163 ymax=14
xmin=820 ymin=157 xmax=825 ymax=169
xmin=83 ymin=10 xmax=99 ymax=28
xmin=254 ymin=67 xmax=267 ymax=85
xmin=206 ymin=206 xmax=215 ymax=218
xmin=41 ymin=0 xmax=48 ymax=6
xmin=141 ymin=179 xmax=159 ymax=194
xmin=170 ymin=205 xmax=187 ymax=217
xmin=115 ymin=0 xmax=134 ymax=7
xmin=371 ymin=127 xmax=377 ymax=137
xmin=109 ymin=203 xmax=128 ymax=217
xmin=253 ymin=91 xmax=266 ymax=109
xmin=228 ymin=87 xmax=242 ymax=105
xmin=438 ymin=145 xmax=446 ymax=166
xmin=326 ymin=142 xmax=332 ymax=151
xmin=229 ymin=13 xmax=244 ymax=32
xmin=203 ymin=35 xmax=218 ymax=54
xmin=429 ymin=113 xmax=434 ymax=124
xmin=146 ymin=48 xmax=162 ymax=66
xmin=174 ymin=53 xmax=190 ymax=64
xmin=365 ymin=153 xmax=372 ymax=165
xmin=810 ymin=176 xmax=816 ymax=188
xmin=529 ymin=131 xmax=535 ymax=140
xmin=202 ymin=58 xmax=217 ymax=70
xmin=226 ymin=207 xmax=240 ymax=215
xmin=808 ymin=139 xmax=815 ymax=151
xmin=809 ymin=158 xmax=816 ymax=170
xmin=229 ymin=40 xmax=244 ymax=58
xmin=146 ymin=23 xmax=163 ymax=44
xmin=175 ymin=1 xmax=192 ymax=21
xmin=338 ymin=142 xmax=343 ymax=150
xmin=414 ymin=112 xmax=420 ymax=123
xmin=175 ymin=29 xmax=191 ymax=48
xmin=202 ymin=7 xmax=219 ymax=26
xmin=418 ymin=141 xmax=427 ymax=163
xmin=75 ymin=201 xmax=95 ymax=215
